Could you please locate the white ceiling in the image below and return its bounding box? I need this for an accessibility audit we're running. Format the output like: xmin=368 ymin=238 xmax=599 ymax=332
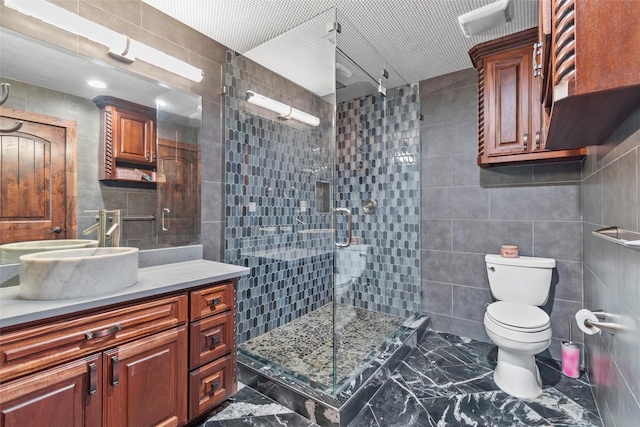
xmin=142 ymin=0 xmax=538 ymax=85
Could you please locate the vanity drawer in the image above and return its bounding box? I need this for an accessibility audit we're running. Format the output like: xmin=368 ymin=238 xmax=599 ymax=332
xmin=190 ymin=281 xmax=234 ymax=321
xmin=188 ymin=354 xmax=234 ymax=419
xmin=0 ymin=294 xmax=187 ymax=382
xmin=189 ymin=311 xmax=235 ymax=369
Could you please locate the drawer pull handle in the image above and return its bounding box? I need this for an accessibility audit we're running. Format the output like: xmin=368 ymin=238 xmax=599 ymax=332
xmin=211 ymin=381 xmax=220 ymax=392
xmin=88 ymin=362 xmax=97 ymax=396
xmin=85 ymin=324 xmax=122 ymax=340
xmin=535 ymin=131 xmax=541 ymax=149
xmin=111 ymin=356 xmax=119 ymax=387
xmin=210 ymin=297 xmax=221 ymax=307
xmin=210 ymin=335 xmax=221 ymax=348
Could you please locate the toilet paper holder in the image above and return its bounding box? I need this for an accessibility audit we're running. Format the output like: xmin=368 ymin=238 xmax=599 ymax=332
xmin=582 ymin=310 xmax=623 ymax=335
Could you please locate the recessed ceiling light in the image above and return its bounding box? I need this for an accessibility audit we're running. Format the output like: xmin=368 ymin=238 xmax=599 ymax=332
xmin=87 ymin=80 xmax=107 ymax=89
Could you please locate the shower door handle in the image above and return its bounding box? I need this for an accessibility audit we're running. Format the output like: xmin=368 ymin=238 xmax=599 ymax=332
xmin=335 ymin=208 xmax=352 ymax=248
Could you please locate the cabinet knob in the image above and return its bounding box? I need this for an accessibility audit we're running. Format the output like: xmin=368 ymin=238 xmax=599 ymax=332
xmin=523 ymin=133 xmax=528 ymax=149
xmin=209 ymin=334 xmax=221 ymax=349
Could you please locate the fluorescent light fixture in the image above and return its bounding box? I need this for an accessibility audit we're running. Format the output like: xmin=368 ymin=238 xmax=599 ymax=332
xmin=87 ymin=80 xmax=107 ymax=88
xmin=5 ymin=0 xmax=204 ymax=82
xmin=458 ymin=0 xmax=514 ymax=37
xmin=246 ymin=91 xmax=320 ymax=127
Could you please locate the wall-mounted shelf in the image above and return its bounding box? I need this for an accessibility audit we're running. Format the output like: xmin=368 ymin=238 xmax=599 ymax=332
xmin=592 ymin=227 xmax=640 ymax=250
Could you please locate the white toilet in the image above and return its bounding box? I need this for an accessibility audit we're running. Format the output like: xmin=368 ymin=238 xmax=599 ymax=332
xmin=335 ymin=244 xmax=370 ymax=296
xmin=484 ymin=254 xmax=556 ymax=398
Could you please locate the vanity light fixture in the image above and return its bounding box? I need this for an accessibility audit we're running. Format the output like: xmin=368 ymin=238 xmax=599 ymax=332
xmin=245 ymin=91 xmax=320 ymax=127
xmin=87 ymin=80 xmax=107 ymax=89
xmin=4 ymin=0 xmax=204 ymax=83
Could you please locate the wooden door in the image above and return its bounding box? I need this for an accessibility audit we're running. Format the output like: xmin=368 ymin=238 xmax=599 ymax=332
xmin=157 ymin=139 xmax=199 ymax=247
xmin=103 ymin=326 xmax=187 ymax=427
xmin=484 ymin=45 xmax=531 ymax=157
xmin=0 ymin=354 xmax=102 ymax=427
xmin=0 ymin=107 xmax=76 ymax=244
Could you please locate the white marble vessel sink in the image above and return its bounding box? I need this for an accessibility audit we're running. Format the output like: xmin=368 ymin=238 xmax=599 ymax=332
xmin=19 ymin=247 xmax=139 ymax=300
xmin=1 ymin=239 xmax=99 ymax=264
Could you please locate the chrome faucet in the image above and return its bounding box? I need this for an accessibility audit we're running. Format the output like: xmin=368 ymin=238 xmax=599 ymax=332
xmin=82 ymin=209 xmax=122 ymax=247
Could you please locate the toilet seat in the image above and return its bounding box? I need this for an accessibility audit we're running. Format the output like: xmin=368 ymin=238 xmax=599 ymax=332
xmin=484 ymin=302 xmax=551 ymax=343
xmin=486 ymin=301 xmax=550 ymax=332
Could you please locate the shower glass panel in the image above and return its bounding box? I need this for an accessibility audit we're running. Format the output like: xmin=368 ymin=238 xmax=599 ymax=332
xmin=225 ymin=8 xmax=421 ymax=396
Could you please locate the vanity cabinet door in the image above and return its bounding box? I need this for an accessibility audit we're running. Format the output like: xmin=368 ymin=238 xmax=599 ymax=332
xmin=103 ymin=326 xmax=187 ymax=427
xmin=0 ymin=354 xmax=102 ymax=427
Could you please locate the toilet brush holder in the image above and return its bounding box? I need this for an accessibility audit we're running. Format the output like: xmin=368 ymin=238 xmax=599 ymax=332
xmin=561 ymin=321 xmax=581 ymax=378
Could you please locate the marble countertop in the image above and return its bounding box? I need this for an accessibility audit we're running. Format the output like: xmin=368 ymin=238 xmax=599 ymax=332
xmin=0 ymin=259 xmax=249 ymax=328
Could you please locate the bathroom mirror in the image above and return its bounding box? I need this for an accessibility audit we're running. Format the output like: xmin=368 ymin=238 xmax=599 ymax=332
xmin=0 ymin=28 xmax=202 ymax=264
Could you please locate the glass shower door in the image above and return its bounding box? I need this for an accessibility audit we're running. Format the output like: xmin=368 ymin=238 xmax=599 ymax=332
xmin=227 ymin=7 xmax=421 ymax=397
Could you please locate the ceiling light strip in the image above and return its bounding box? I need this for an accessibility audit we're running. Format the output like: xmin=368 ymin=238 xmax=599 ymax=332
xmin=5 ymin=0 xmax=204 ymax=83
xmin=246 ymin=91 xmax=320 ymax=126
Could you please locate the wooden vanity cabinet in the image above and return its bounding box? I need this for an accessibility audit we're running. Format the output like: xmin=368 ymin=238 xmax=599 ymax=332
xmin=538 ymin=0 xmax=640 ymax=149
xmin=0 ymin=279 xmax=239 ymax=427
xmin=188 ymin=281 xmax=237 ymax=419
xmin=469 ymin=28 xmax=585 ymax=166
xmin=0 ymin=354 xmax=102 ymax=427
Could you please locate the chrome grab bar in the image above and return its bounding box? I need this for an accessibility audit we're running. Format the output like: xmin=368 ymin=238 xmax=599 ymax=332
xmin=335 ymin=208 xmax=352 ymax=248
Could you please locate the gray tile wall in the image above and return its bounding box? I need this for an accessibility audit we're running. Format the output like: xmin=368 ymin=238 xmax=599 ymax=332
xmin=582 ymin=108 xmax=640 ymax=427
xmin=419 ymin=69 xmax=583 ymax=359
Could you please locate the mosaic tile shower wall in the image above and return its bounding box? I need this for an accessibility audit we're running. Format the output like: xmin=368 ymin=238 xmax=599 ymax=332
xmin=225 ymin=49 xmax=421 ymax=341
xmin=224 ymin=52 xmax=336 ymax=342
xmin=335 ymin=85 xmax=421 ymax=318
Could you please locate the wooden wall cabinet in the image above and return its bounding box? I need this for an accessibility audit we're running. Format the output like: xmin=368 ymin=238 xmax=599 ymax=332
xmin=469 ymin=28 xmax=585 ymax=167
xmin=539 ymin=0 xmax=640 ymax=149
xmin=94 ymin=96 xmax=157 ymax=185
xmin=0 ymin=280 xmax=238 ymax=427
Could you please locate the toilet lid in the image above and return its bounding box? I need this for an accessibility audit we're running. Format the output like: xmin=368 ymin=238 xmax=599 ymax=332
xmin=486 ymin=301 xmax=550 ymax=331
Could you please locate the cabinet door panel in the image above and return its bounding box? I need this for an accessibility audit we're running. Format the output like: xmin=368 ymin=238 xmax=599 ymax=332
xmin=485 ymin=45 xmax=531 ymax=156
xmin=103 ymin=326 xmax=187 ymax=427
xmin=0 ymin=354 xmax=101 ymax=427
xmin=113 ymin=109 xmax=155 ymax=164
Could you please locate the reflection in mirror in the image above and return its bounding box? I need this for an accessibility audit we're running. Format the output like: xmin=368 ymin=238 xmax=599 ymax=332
xmin=0 ymin=27 xmax=201 ymax=264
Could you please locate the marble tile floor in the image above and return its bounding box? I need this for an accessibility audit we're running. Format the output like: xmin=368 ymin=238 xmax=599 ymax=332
xmin=201 ymin=331 xmax=602 ymax=427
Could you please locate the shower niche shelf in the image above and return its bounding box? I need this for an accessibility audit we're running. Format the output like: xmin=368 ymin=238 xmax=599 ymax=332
xmin=592 ymin=227 xmax=640 ymax=250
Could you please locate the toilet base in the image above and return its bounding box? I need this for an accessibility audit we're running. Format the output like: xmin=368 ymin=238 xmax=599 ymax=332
xmin=493 ymin=348 xmax=542 ymax=399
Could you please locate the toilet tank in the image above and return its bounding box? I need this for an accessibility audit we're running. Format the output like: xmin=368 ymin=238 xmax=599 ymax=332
xmin=485 ymin=254 xmax=556 ymax=305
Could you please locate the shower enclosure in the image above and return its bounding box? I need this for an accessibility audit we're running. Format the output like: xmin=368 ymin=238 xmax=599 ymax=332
xmin=224 ymin=9 xmax=421 ymax=398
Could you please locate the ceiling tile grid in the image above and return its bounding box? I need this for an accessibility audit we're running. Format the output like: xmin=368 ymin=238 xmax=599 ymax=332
xmin=142 ymin=0 xmax=537 ymax=84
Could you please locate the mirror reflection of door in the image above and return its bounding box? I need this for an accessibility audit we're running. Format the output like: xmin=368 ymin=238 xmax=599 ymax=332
xmin=157 ymin=138 xmax=199 ymax=246
xmin=0 ymin=108 xmax=76 ymax=244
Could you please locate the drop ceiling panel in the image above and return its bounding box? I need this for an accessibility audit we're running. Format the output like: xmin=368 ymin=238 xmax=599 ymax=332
xmin=142 ymin=0 xmax=537 ymax=85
